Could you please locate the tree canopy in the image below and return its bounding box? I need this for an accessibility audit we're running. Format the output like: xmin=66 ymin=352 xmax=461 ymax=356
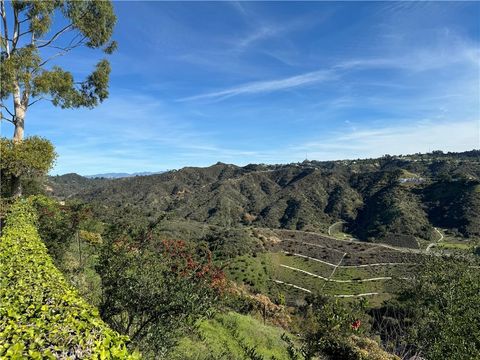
xmin=0 ymin=136 xmax=56 ymax=197
xmin=0 ymin=0 xmax=116 ymax=115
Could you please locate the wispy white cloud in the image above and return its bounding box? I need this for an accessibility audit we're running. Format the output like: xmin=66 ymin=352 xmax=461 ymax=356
xmin=336 ymin=43 xmax=479 ymax=73
xmin=180 ymin=26 xmax=479 ymax=103
xmin=236 ymin=25 xmax=282 ymax=50
xmin=179 ymin=70 xmax=336 ymax=102
xmin=228 ymin=2 xmax=301 ymax=52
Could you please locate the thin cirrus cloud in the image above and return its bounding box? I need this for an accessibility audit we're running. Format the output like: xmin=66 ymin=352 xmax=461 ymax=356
xmin=235 ymin=25 xmax=282 ymax=51
xmin=335 ymin=43 xmax=480 ymax=73
xmin=180 ymin=38 xmax=479 ymax=104
xmin=179 ymin=69 xmax=336 ymax=102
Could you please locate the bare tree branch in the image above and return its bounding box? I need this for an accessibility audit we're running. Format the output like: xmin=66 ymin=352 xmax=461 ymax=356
xmin=11 ymin=3 xmax=19 ymax=51
xmin=67 ymin=32 xmax=83 ymax=47
xmin=45 ymin=37 xmax=87 ymax=52
xmin=18 ymin=16 xmax=31 ymax=25
xmin=27 ymin=97 xmax=53 ymax=107
xmin=0 ymin=0 xmax=10 ymax=56
xmin=27 ymin=98 xmax=42 ymax=107
xmin=36 ymin=36 xmax=87 ymax=68
xmin=0 ymin=113 xmax=15 ymax=124
xmin=36 ymin=23 xmax=73 ymax=49
xmin=18 ymin=29 xmax=33 ymax=38
xmin=0 ymin=104 xmax=15 ymax=118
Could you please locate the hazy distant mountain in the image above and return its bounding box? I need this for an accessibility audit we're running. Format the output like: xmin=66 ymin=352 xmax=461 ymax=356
xmin=84 ymin=171 xmax=165 ymax=179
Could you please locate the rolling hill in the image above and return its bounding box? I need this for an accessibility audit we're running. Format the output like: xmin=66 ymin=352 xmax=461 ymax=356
xmin=48 ymin=150 xmax=480 ymax=245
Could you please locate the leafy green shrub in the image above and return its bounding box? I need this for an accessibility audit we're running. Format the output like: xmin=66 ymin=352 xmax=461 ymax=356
xmin=372 ymin=256 xmax=480 ymax=359
xmin=202 ymin=227 xmax=263 ymax=261
xmin=29 ymin=195 xmax=78 ymax=265
xmin=0 ymin=136 xmax=57 ymax=196
xmin=97 ymin=224 xmax=226 ymax=358
xmin=292 ymin=295 xmax=398 ymax=360
xmin=394 ymin=256 xmax=480 ymax=359
xmin=0 ymin=199 xmax=139 ymax=359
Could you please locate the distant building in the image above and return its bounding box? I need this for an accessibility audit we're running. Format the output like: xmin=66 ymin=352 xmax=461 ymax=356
xmin=399 ymin=177 xmax=425 ymax=184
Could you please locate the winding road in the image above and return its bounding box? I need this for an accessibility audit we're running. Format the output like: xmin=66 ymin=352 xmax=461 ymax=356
xmin=327 ymin=221 xmax=345 ymax=236
xmin=426 ymin=228 xmax=444 ymax=252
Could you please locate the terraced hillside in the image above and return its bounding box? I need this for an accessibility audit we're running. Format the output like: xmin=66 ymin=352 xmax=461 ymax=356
xmin=227 ymin=229 xmax=421 ymax=306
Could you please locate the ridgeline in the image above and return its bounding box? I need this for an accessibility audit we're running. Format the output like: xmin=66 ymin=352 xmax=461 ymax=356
xmin=49 ymin=150 xmax=480 ymax=247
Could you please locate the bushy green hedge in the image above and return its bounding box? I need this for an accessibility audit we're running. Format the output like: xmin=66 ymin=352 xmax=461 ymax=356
xmin=0 ymin=199 xmax=140 ymax=359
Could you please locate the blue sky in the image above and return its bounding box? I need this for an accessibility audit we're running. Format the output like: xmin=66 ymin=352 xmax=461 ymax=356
xmin=3 ymin=1 xmax=480 ymax=175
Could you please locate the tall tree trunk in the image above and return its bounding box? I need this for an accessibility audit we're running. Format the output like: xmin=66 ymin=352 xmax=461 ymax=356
xmin=11 ymin=83 xmax=26 ymax=197
xmin=13 ymin=116 xmax=24 ymax=142
xmin=13 ymin=83 xmax=25 ymax=143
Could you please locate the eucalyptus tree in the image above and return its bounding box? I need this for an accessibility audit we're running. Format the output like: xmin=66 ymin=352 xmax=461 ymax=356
xmin=0 ymin=0 xmax=116 ymax=196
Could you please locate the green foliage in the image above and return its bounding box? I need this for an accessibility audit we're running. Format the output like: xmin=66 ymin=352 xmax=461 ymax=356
xmin=48 ymin=172 xmax=108 ymax=198
xmin=394 ymin=256 xmax=480 ymax=359
xmin=0 ymin=199 xmax=138 ymax=358
xmin=0 ymin=136 xmax=56 ymax=197
xmin=97 ymin=224 xmax=225 ymax=358
xmin=1 ymin=1 xmax=116 ymax=107
xmin=423 ymin=180 xmax=480 ymax=237
xmin=32 ymin=60 xmax=111 ymax=109
xmin=27 ymin=195 xmax=106 ymax=305
xmin=63 ymin=1 xmax=116 ymax=48
xmin=352 ymin=184 xmax=434 ymax=243
xmin=202 ymin=227 xmax=263 ymax=261
xmin=170 ymin=312 xmax=297 ymax=360
xmin=292 ymin=296 xmax=398 ymax=360
xmin=29 ymin=195 xmax=77 ymax=265
xmin=0 ymin=136 xmax=56 ymax=178
xmin=297 ymin=295 xmax=369 ymax=359
xmin=226 ymin=254 xmax=273 ymax=295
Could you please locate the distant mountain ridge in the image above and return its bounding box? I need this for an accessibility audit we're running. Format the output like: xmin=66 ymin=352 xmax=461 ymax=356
xmin=48 ymin=150 xmax=480 ymax=245
xmin=84 ymin=171 xmax=165 ymax=179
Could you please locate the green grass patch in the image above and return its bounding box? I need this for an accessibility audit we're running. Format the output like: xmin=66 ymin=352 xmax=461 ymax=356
xmin=226 ymin=254 xmax=273 ymax=294
xmin=437 ymin=242 xmax=473 ymax=250
xmin=334 ymin=264 xmax=414 ymax=281
xmin=170 ymin=312 xmax=297 ymax=360
xmin=268 ymin=252 xmax=333 ymax=277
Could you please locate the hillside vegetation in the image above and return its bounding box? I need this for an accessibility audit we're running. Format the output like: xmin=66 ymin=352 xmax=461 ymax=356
xmin=49 ymin=150 xmax=480 ymax=245
xmin=170 ymin=312 xmax=296 ymax=360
